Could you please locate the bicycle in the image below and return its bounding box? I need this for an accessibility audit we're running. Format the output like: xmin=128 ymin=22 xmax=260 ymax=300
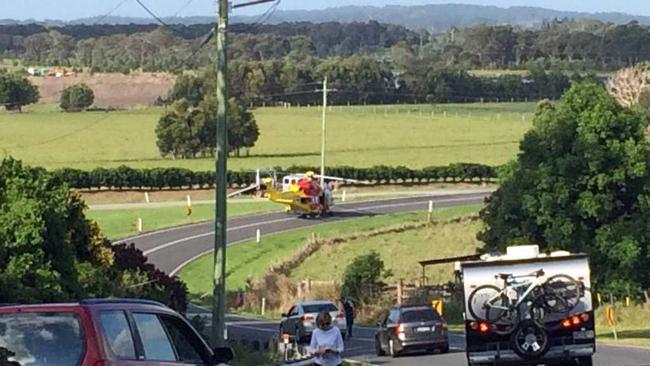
xmin=468 ymin=269 xmax=580 ymax=334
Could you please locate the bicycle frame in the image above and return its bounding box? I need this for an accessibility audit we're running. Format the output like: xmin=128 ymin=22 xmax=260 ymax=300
xmin=488 ymin=273 xmax=547 ymax=311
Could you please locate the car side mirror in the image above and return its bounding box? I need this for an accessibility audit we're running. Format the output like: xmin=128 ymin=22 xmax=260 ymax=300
xmin=281 ymin=313 xmax=287 ymax=317
xmin=212 ymin=347 xmax=234 ymax=364
xmin=376 ymin=321 xmax=383 ymax=327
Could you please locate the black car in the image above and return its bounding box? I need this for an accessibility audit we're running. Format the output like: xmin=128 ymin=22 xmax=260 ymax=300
xmin=375 ymin=304 xmax=449 ymax=357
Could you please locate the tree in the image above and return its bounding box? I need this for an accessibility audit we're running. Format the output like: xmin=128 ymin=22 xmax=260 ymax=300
xmin=0 ymin=157 xmax=187 ymax=309
xmin=0 ymin=73 xmax=39 ymax=112
xmin=60 ymin=83 xmax=94 ymax=112
xmin=155 ymin=96 xmax=259 ymax=159
xmin=478 ymin=83 xmax=650 ymax=296
xmin=607 ymin=62 xmax=650 ymax=111
xmin=168 ymin=74 xmax=206 ymax=107
xmin=155 ymin=99 xmax=203 ymax=159
xmin=341 ymin=251 xmax=390 ymax=303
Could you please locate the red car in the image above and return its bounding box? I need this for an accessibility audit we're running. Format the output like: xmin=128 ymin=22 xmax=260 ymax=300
xmin=0 ymin=299 xmax=233 ymax=366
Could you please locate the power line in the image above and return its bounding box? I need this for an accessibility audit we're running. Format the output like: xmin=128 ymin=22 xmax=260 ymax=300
xmin=133 ymin=0 xmax=170 ymax=27
xmin=93 ymin=0 xmax=130 ymax=25
xmin=7 ymin=113 xmax=112 ymax=150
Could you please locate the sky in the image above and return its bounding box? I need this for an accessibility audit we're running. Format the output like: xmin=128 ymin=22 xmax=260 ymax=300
xmin=2 ymin=0 xmax=650 ymax=21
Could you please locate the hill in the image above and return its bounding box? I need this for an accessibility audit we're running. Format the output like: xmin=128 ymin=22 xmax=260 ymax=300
xmin=3 ymin=4 xmax=650 ymax=30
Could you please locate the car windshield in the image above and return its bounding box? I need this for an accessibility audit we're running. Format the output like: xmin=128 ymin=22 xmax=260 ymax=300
xmin=400 ymin=308 xmax=441 ymax=323
xmin=0 ymin=312 xmax=84 ymax=366
xmin=303 ymin=303 xmax=338 ymax=313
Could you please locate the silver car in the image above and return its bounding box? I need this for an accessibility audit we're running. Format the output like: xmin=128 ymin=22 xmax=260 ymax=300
xmin=280 ymin=300 xmax=347 ymax=343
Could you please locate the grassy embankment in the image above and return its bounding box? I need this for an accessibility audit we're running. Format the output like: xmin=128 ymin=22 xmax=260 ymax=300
xmin=180 ymin=205 xmax=483 ymax=293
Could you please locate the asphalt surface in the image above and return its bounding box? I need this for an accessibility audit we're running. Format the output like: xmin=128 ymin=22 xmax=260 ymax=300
xmin=122 ymin=190 xmax=492 ymax=275
xmin=124 ymin=190 xmax=650 ymax=365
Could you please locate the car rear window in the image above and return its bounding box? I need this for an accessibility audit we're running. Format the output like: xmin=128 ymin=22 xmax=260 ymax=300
xmin=303 ymin=303 xmax=338 ymax=313
xmin=400 ymin=308 xmax=441 ymax=322
xmin=0 ymin=312 xmax=84 ymax=366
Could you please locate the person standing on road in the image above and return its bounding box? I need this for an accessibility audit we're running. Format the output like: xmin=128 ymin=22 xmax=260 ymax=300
xmin=340 ymin=297 xmax=355 ymax=338
xmin=308 ymin=311 xmax=344 ymax=366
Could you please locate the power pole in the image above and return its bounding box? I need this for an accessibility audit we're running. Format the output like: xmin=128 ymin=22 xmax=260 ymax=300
xmin=212 ymin=0 xmax=229 ymax=347
xmin=212 ymin=0 xmax=277 ymax=348
xmin=320 ymin=77 xmax=327 ymax=187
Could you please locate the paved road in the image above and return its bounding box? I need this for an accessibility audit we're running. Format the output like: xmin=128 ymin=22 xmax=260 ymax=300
xmin=122 ymin=190 xmax=492 ymax=275
xmin=125 ymin=190 xmax=650 ymax=365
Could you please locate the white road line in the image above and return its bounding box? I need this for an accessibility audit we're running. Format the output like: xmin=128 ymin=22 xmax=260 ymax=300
xmin=143 ymin=217 xmax=294 ymax=256
xmin=159 ymin=194 xmax=488 ymax=274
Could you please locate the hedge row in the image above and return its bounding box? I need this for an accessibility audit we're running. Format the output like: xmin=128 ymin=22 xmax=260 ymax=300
xmin=52 ymin=163 xmax=498 ymax=190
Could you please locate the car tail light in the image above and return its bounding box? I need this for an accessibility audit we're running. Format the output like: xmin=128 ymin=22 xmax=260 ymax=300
xmin=394 ymin=324 xmax=405 ymax=335
xmin=580 ymin=313 xmax=590 ymax=322
xmin=336 ymin=312 xmax=345 ymax=319
xmin=302 ymin=315 xmax=314 ymax=321
xmin=561 ymin=318 xmax=572 ymax=328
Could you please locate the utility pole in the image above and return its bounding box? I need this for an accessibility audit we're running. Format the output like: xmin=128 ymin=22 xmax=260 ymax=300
xmin=212 ymin=0 xmax=229 ymax=347
xmin=320 ymin=77 xmax=327 ymax=187
xmin=212 ymin=0 xmax=277 ymax=348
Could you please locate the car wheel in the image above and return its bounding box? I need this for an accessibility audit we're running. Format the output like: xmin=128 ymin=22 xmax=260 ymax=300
xmin=375 ymin=337 xmax=385 ymax=356
xmin=389 ymin=338 xmax=399 ymax=358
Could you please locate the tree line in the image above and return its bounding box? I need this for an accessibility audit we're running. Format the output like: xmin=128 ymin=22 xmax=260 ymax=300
xmin=52 ymin=163 xmax=497 ymax=191
xmin=3 ymin=19 xmax=650 ymax=73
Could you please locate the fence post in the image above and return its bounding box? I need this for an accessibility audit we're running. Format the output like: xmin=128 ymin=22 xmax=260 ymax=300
xmin=137 ymin=218 xmax=143 ymax=233
xmin=144 ymin=192 xmax=150 ymax=203
xmin=427 ymin=200 xmax=433 ymax=222
xmin=397 ymin=279 xmax=404 ymax=305
xmin=261 ymin=297 xmax=266 ymax=316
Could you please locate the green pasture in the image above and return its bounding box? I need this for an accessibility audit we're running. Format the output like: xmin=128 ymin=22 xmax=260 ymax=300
xmin=179 ymin=205 xmax=482 ymax=294
xmin=1 ymin=102 xmax=534 ymax=170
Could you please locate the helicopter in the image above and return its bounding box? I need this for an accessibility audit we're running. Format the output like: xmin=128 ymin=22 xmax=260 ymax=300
xmin=228 ymin=169 xmax=368 ymax=218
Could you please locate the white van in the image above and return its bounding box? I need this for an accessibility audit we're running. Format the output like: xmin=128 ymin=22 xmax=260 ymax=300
xmin=462 ymin=245 xmax=595 ymax=366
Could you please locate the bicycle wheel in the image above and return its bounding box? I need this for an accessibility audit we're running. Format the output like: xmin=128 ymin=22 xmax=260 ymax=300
xmin=467 ymin=285 xmax=500 ymax=321
xmin=543 ymin=274 xmax=580 ymax=311
xmin=530 ymin=293 xmax=568 ymax=323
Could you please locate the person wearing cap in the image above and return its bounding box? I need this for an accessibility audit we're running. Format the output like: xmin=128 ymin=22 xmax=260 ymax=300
xmin=308 ymin=311 xmax=344 ymax=366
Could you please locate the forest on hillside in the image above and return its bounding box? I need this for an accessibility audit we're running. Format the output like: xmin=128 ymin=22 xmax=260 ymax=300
xmin=1 ymin=19 xmax=647 ymax=104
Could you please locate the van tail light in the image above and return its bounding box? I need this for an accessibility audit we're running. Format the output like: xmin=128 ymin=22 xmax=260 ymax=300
xmin=336 ymin=312 xmax=345 ymax=319
xmin=302 ymin=315 xmax=314 ymax=321
xmin=469 ymin=321 xmax=492 ymax=334
xmin=561 ymin=313 xmax=589 ymax=328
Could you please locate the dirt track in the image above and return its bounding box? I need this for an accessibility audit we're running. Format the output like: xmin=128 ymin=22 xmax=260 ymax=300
xmin=30 ymin=72 xmax=175 ymax=107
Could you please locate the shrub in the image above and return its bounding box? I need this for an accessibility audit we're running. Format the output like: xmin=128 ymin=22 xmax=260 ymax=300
xmin=60 ymin=83 xmax=95 ymax=112
xmin=341 ymin=251 xmax=390 ymax=304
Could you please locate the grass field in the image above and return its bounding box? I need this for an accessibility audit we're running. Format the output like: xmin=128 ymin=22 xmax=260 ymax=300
xmin=596 ymin=304 xmax=650 ymax=347
xmin=290 ymin=215 xmax=482 ymax=284
xmin=1 ymin=102 xmax=533 ymax=170
xmin=180 ymin=205 xmax=482 ymax=294
xmin=87 ymin=201 xmax=278 ymax=239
